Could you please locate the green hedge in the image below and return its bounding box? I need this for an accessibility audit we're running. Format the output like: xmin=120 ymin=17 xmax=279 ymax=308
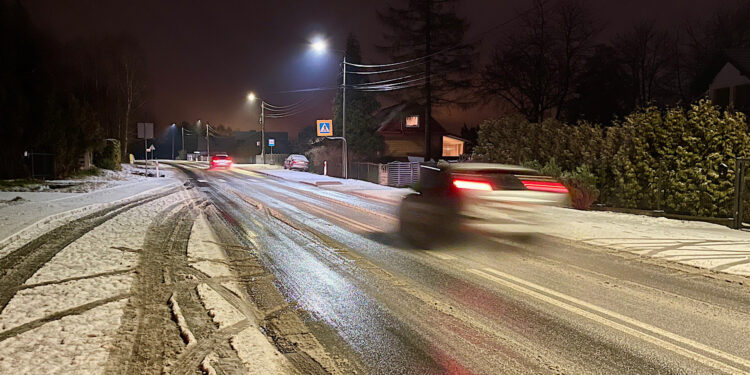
xmin=474 ymin=100 xmax=750 ymax=217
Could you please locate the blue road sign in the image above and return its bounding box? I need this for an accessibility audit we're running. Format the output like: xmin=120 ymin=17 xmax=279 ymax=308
xmin=317 ymin=120 xmax=333 ymax=136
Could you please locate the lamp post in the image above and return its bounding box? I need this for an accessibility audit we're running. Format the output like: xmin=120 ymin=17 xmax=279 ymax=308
xmin=170 ymin=123 xmax=176 ymax=160
xmin=247 ymin=92 xmax=266 ymax=164
xmin=311 ymin=38 xmax=348 ymax=178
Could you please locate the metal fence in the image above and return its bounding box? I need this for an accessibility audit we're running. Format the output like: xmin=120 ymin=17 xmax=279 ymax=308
xmin=350 ymin=161 xmax=420 ymax=187
xmin=349 ymin=162 xmax=381 ymax=184
xmin=26 ymin=152 xmax=55 ymax=179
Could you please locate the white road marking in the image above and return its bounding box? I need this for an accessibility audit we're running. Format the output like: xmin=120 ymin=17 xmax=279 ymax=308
xmin=197 ymin=179 xmax=208 ymax=183
xmin=218 ymin=179 xmax=226 ymax=183
xmin=423 ymin=251 xmax=457 ymax=260
xmin=469 ymin=267 xmax=750 ymax=374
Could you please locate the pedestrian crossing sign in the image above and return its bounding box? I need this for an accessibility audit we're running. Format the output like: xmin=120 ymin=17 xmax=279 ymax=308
xmin=317 ymin=120 xmax=333 ymax=136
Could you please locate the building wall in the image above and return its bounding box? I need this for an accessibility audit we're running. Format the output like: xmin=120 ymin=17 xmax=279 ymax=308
xmin=383 ymin=134 xmax=444 ymax=159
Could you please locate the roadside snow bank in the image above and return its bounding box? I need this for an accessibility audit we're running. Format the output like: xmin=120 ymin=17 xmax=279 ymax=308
xmin=542 ymin=206 xmax=750 ymax=276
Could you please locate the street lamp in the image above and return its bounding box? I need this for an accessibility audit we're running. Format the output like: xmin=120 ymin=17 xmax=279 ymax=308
xmin=309 ymin=38 xmax=348 ymax=178
xmin=247 ymin=92 xmax=266 ymax=164
xmin=170 ymin=123 xmax=176 ymax=160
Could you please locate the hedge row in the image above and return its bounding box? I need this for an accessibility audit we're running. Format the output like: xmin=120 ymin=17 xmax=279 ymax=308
xmin=473 ymin=100 xmax=750 ymax=217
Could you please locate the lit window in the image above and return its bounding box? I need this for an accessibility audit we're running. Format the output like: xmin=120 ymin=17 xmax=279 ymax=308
xmin=405 ymin=115 xmax=419 ymax=128
xmin=442 ymin=136 xmax=464 ymax=157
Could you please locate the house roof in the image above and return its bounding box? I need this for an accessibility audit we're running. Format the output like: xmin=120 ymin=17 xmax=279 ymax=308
xmin=375 ymin=102 xmax=448 ymax=135
xmin=725 ymin=49 xmax=750 ymax=78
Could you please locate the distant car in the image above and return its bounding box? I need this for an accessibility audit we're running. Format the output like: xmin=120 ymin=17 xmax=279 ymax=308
xmin=209 ymin=154 xmax=232 ymax=169
xmin=283 ymin=155 xmax=309 ymax=171
xmin=398 ymin=163 xmax=570 ymax=248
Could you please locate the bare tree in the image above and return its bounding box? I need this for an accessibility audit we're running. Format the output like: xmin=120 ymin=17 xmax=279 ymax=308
xmin=482 ymin=0 xmax=596 ymax=122
xmin=614 ymin=20 xmax=677 ymax=108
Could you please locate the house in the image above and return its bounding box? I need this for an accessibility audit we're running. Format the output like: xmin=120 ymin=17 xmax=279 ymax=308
xmin=708 ymin=49 xmax=750 ymax=113
xmin=375 ymin=102 xmax=467 ymax=161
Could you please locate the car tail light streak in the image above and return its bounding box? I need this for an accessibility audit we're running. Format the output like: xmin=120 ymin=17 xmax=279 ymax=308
xmin=452 ymin=179 xmax=493 ymax=191
xmin=520 ymin=180 xmax=568 ymax=193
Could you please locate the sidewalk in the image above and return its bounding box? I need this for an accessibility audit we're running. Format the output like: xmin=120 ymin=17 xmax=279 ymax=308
xmin=239 ymin=166 xmax=412 ymax=203
xmin=540 ymin=207 xmax=750 ymax=277
xmin=237 ymin=166 xmax=750 ymax=278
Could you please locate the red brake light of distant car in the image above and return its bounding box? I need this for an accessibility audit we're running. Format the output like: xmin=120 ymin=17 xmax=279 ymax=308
xmin=452 ymin=179 xmax=493 ymax=191
xmin=521 ymin=180 xmax=569 ymax=193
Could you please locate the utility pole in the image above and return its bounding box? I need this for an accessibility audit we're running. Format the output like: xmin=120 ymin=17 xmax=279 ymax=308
xmin=206 ymin=123 xmax=210 ymax=161
xmin=261 ymin=102 xmax=265 ymax=164
xmin=181 ymin=126 xmax=185 ymax=158
xmin=342 ymin=55 xmax=348 ymax=178
xmin=424 ymin=0 xmax=433 ymax=163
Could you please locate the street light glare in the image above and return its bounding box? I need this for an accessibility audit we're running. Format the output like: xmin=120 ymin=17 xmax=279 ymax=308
xmin=247 ymin=92 xmax=256 ymax=102
xmin=311 ymin=38 xmax=327 ymax=53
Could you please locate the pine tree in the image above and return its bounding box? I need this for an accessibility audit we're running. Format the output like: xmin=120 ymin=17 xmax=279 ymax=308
xmin=378 ymin=0 xmax=476 ymax=160
xmin=332 ymin=34 xmax=383 ymax=161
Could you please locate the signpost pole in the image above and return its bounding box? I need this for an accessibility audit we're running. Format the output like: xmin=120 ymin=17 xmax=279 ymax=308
xmin=261 ymin=102 xmax=266 ymax=164
xmin=144 ymin=138 xmax=148 ymax=177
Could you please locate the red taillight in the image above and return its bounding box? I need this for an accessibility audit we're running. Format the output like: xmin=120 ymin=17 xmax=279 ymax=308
xmin=521 ymin=180 xmax=569 ymax=193
xmin=453 ymin=179 xmax=493 ymax=191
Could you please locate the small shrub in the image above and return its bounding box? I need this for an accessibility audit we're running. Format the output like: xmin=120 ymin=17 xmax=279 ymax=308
xmin=94 ymin=139 xmax=121 ymax=171
xmin=562 ymin=165 xmax=599 ymax=210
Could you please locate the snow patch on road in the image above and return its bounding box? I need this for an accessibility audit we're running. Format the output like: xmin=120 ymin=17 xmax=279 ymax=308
xmin=231 ymin=326 xmax=291 ymax=375
xmin=0 ymin=299 xmax=127 ymax=375
xmin=196 ymin=283 xmax=245 ymax=328
xmin=0 ymin=189 xmax=190 ymax=375
xmin=0 ymin=274 xmax=131 ymax=332
xmin=25 ymin=192 xmax=185 ymax=284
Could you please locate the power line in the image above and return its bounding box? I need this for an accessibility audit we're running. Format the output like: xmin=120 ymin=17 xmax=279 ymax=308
xmin=341 ymin=0 xmax=550 ymax=70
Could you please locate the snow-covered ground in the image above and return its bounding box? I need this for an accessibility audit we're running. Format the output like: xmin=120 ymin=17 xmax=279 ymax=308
xmin=541 ymin=207 xmax=750 ymax=276
xmin=0 ymin=191 xmax=187 ymax=374
xmin=244 ymin=166 xmax=750 ymax=278
xmin=188 ymin=212 xmax=295 ymax=374
xmin=0 ymin=164 xmax=182 ymax=258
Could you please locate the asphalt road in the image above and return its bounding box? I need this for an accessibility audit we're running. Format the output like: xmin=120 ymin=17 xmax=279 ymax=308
xmin=176 ymin=164 xmax=750 ymax=375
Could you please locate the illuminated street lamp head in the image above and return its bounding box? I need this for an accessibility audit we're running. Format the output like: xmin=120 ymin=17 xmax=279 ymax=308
xmin=310 ymin=37 xmax=327 ymax=53
xmin=247 ymin=92 xmax=256 ymax=102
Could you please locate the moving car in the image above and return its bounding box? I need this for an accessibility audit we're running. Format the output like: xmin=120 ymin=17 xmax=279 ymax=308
xmin=209 ymin=153 xmax=233 ymax=169
xmin=399 ymin=163 xmax=569 ymax=248
xmin=283 ymin=154 xmax=309 ymax=171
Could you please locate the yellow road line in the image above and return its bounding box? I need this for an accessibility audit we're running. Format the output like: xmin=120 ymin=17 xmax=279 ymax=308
xmin=469 ymin=268 xmax=749 ymax=374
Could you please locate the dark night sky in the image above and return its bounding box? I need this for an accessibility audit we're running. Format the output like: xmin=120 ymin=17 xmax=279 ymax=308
xmin=23 ymin=0 xmax=715 ymax=139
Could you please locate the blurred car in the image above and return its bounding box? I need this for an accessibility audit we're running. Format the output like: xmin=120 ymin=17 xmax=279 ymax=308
xmin=398 ymin=163 xmax=569 ymax=248
xmin=283 ymin=154 xmax=309 ymax=171
xmin=209 ymin=153 xmax=232 ymax=169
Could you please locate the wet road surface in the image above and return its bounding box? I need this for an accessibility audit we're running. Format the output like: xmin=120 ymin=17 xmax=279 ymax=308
xmin=174 ymin=164 xmax=750 ymax=374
